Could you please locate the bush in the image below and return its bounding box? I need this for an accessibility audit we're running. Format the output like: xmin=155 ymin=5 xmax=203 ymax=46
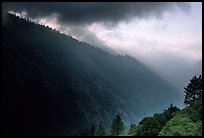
xmin=159 ymin=114 xmax=202 ymax=136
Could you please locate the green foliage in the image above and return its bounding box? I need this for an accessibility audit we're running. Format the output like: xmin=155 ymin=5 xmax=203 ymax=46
xmin=131 ymin=114 xmax=166 ymax=136
xmin=158 ymin=75 xmax=202 ymax=136
xmin=181 ymin=75 xmax=202 ymax=122
xmin=111 ymin=114 xmax=125 ymax=136
xmin=184 ymin=75 xmax=202 ymax=105
xmin=70 ymin=130 xmax=81 ymax=136
xmin=128 ymin=75 xmax=202 ymax=136
xmin=159 ymin=114 xmax=202 ymax=136
xmin=128 ymin=104 xmax=180 ymax=136
xmin=95 ymin=124 xmax=106 ymax=136
xmin=163 ymin=103 xmax=180 ymax=121
xmin=3 ymin=13 xmax=184 ymax=135
xmin=128 ymin=125 xmax=143 ymax=136
xmin=180 ymin=97 xmax=202 ymax=122
xmin=189 ymin=99 xmax=202 ymax=122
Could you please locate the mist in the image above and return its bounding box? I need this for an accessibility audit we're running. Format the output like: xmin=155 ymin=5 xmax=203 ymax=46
xmin=3 ymin=2 xmax=202 ymax=92
xmin=2 ymin=2 xmax=202 ymax=136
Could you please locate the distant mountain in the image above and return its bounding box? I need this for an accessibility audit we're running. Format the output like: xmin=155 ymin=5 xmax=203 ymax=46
xmin=143 ymin=51 xmax=190 ymax=76
xmin=2 ymin=13 xmax=183 ymax=136
xmin=174 ymin=60 xmax=202 ymax=90
xmin=143 ymin=52 xmax=202 ymax=94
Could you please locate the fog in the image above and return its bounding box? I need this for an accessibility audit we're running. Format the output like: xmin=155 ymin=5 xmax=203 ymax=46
xmin=3 ymin=2 xmax=202 ymax=91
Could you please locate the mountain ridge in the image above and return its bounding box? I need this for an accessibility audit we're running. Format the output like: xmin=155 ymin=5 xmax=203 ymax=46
xmin=2 ymin=13 xmax=183 ymax=136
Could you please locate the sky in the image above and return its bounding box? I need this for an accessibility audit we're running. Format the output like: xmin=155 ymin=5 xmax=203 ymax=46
xmin=3 ymin=2 xmax=202 ymax=66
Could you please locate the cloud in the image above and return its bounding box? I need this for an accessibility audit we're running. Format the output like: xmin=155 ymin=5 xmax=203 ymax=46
xmin=2 ymin=2 xmax=189 ymax=25
xmin=65 ymin=24 xmax=107 ymax=47
xmin=2 ymin=2 xmax=190 ymax=50
xmin=2 ymin=2 xmax=201 ymax=92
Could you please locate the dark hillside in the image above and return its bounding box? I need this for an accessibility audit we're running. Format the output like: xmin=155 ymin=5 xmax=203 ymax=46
xmin=2 ymin=13 xmax=183 ymax=136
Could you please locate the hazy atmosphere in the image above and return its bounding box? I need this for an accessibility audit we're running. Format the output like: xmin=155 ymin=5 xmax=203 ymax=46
xmin=3 ymin=2 xmax=201 ymax=62
xmin=3 ymin=2 xmax=202 ymax=88
xmin=2 ymin=2 xmax=202 ymax=136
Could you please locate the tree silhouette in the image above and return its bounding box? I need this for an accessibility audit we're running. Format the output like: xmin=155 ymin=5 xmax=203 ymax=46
xmin=96 ymin=124 xmax=106 ymax=136
xmin=184 ymin=75 xmax=202 ymax=105
xmin=111 ymin=114 xmax=125 ymax=136
xmin=163 ymin=103 xmax=180 ymax=121
xmin=89 ymin=124 xmax=96 ymax=136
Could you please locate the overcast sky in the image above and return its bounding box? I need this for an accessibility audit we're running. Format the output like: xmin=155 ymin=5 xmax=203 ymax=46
xmin=3 ymin=2 xmax=202 ymax=65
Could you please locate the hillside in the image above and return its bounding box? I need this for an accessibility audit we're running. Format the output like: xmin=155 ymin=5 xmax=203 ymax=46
xmin=2 ymin=13 xmax=183 ymax=136
xmin=128 ymin=75 xmax=202 ymax=136
xmin=128 ymin=98 xmax=202 ymax=136
xmin=175 ymin=60 xmax=202 ymax=90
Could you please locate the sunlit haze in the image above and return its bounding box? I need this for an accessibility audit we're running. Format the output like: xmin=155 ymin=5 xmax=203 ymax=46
xmin=2 ymin=2 xmax=202 ymax=136
xmin=6 ymin=2 xmax=202 ymax=65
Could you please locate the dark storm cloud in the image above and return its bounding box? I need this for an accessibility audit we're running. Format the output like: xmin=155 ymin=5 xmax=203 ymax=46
xmin=2 ymin=2 xmax=189 ymax=25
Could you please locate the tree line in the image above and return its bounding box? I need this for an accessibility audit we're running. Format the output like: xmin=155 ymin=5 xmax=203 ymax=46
xmin=72 ymin=113 xmax=125 ymax=136
xmin=72 ymin=75 xmax=202 ymax=136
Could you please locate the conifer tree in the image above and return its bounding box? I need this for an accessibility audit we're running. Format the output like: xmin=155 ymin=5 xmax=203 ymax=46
xmin=96 ymin=124 xmax=106 ymax=136
xmin=111 ymin=114 xmax=125 ymax=136
xmin=184 ymin=75 xmax=202 ymax=105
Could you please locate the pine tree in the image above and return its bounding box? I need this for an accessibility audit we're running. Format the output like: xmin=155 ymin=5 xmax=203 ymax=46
xmin=96 ymin=124 xmax=106 ymax=136
xmin=111 ymin=114 xmax=125 ymax=136
xmin=184 ymin=75 xmax=202 ymax=105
